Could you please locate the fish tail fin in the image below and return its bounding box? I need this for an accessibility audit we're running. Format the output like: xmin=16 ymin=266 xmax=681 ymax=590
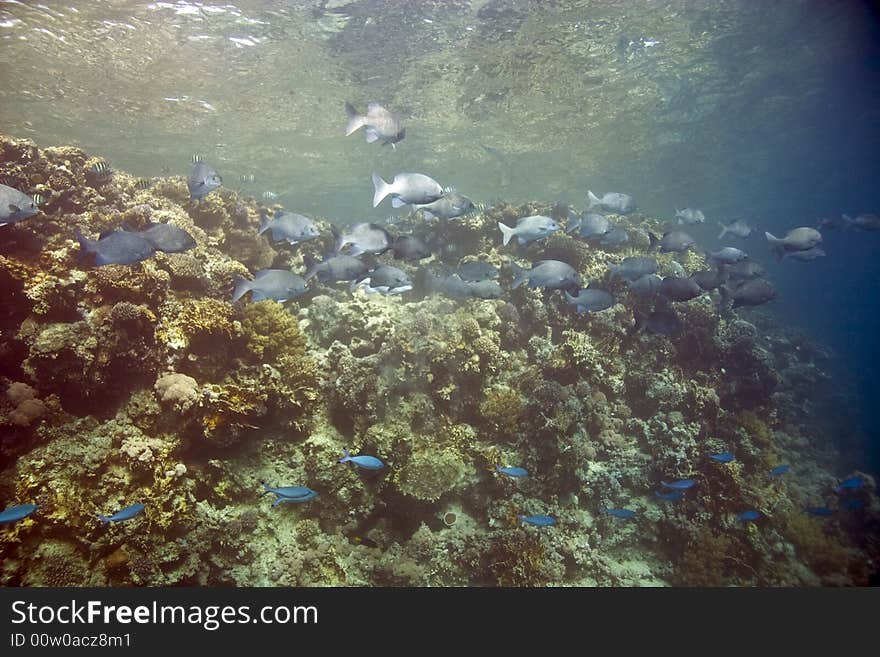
xmin=372 ymin=172 xmax=391 ymax=208
xmin=497 ymin=222 xmax=516 ymax=246
xmin=586 ymin=190 xmax=601 ymax=208
xmin=97 ymin=515 xmax=110 ymax=524
xmin=232 ymin=277 xmax=251 ymax=303
xmin=73 ymin=229 xmax=94 ymax=261
xmin=764 ymin=231 xmax=781 ymax=245
xmin=258 ymin=209 xmax=272 ymax=236
xmin=648 ymin=231 xmax=659 ymax=250
xmin=330 ymin=224 xmax=344 ymax=254
xmin=344 ymin=102 xmax=365 ymax=136
xmin=510 ymin=262 xmax=527 ymax=289
xmin=717 ymin=222 xmax=728 ymax=239
xmin=339 ymin=449 xmax=351 ymax=464
xmin=271 ymin=497 xmax=284 ymax=508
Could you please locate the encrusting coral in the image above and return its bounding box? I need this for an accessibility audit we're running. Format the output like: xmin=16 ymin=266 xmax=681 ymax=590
xmin=0 ymin=134 xmax=875 ymax=587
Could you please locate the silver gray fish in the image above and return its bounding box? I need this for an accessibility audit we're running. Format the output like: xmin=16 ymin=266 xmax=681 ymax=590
xmin=353 ymin=265 xmax=412 ymax=295
xmin=413 ymin=190 xmax=475 ymax=220
xmin=498 ymin=215 xmax=560 ymax=246
xmin=137 ymin=223 xmax=196 ymax=253
xmin=709 ymin=247 xmax=748 ymax=264
xmin=467 ymin=279 xmax=503 ymax=299
xmin=781 ymin=246 xmax=825 ymax=262
xmin=75 ymin=229 xmax=155 ymax=266
xmin=567 ymin=211 xmax=610 ymax=239
xmin=765 ymin=227 xmax=822 ymax=252
xmin=629 ymin=274 xmax=662 ymax=296
xmin=372 ymin=172 xmax=443 ymax=208
xmin=0 ymin=184 xmax=40 ymax=226
xmin=724 ymin=259 xmax=765 ymax=280
xmin=718 ymin=219 xmax=752 ymax=239
xmin=458 ymin=260 xmax=498 ymax=282
xmin=391 ymin=234 xmax=431 ymax=261
xmin=689 ymin=269 xmax=726 ymax=291
xmin=660 ymin=276 xmax=703 ymax=302
xmin=259 ymin=210 xmax=320 ymax=245
xmin=187 ymin=160 xmax=222 ymax=202
xmin=511 ymin=260 xmax=581 ymax=290
xmin=843 ymin=213 xmax=880 ymax=231
xmin=334 ymin=222 xmax=391 ymax=256
xmin=587 ymin=190 xmax=637 ymax=214
xmin=599 ymin=225 xmax=630 ymax=248
xmin=650 ymin=230 xmax=695 ymax=253
xmin=608 ymin=256 xmax=658 ymax=281
xmin=233 ymin=269 xmax=307 ymax=303
xmin=345 ymin=102 xmax=405 ymax=148
xmin=722 ymin=278 xmax=776 ymax=308
xmin=633 ymin=308 xmax=682 ymax=337
xmin=564 ymin=288 xmax=615 ymax=314
xmin=675 ymin=208 xmax=705 ymax=225
xmin=305 ymin=254 xmax=369 ymax=283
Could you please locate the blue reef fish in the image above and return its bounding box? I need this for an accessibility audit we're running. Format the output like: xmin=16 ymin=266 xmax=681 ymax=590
xmin=75 ymin=229 xmax=155 ymax=266
xmin=661 ymin=479 xmax=696 ymax=490
xmin=263 ymin=484 xmax=318 ymax=506
xmin=0 ymin=183 xmax=41 ymax=226
xmin=98 ymin=502 xmax=145 ymax=524
xmin=654 ymin=491 xmax=684 ymax=502
xmin=0 ymin=503 xmax=38 ymax=524
xmin=497 ymin=215 xmax=560 ymax=246
xmin=339 ymin=449 xmax=384 ymax=470
xmin=736 ymin=510 xmax=761 ymax=523
xmin=834 ymin=476 xmax=864 ymax=494
xmin=233 ymin=269 xmax=307 ymax=303
xmin=187 ymin=159 xmax=222 ymax=203
xmin=518 ymin=514 xmax=555 ymax=527
xmin=709 ymin=452 xmax=736 ymax=463
xmin=804 ymin=506 xmax=834 ymax=516
xmin=768 ymin=464 xmax=790 ymax=477
xmin=603 ymin=508 xmax=636 ymax=519
xmin=495 ymin=465 xmax=528 ymax=478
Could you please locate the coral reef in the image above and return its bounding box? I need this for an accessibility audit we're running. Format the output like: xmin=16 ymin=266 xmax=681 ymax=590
xmin=0 ymin=135 xmax=876 ymax=587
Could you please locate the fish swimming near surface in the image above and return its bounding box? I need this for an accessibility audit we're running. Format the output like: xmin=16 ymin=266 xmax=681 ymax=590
xmin=345 ymin=102 xmax=405 ymax=148
xmin=518 ymin=514 xmax=556 ymax=527
xmin=333 ymin=222 xmax=391 ymax=256
xmin=339 ymin=449 xmax=384 ymax=470
xmin=232 ymin=269 xmax=307 ymax=303
xmin=187 ymin=159 xmax=222 ymax=203
xmin=263 ymin=484 xmax=318 ymax=506
xmin=304 ymin=254 xmax=369 ymax=283
xmin=675 ymin=208 xmax=705 ymax=225
xmin=603 ymin=508 xmax=636 ymax=519
xmin=413 ymin=190 xmax=475 ymax=220
xmin=496 ymin=465 xmax=528 ymax=478
xmin=498 ymin=215 xmax=560 ymax=246
xmin=768 ymin=464 xmax=790 ymax=477
xmin=136 ymin=222 xmax=197 ymax=253
xmin=98 ymin=502 xmax=145 ymax=524
xmin=511 ymin=260 xmax=581 ymax=291
xmin=258 ymin=210 xmax=320 ymax=246
xmin=372 ymin=172 xmax=443 ymax=208
xmin=0 ymin=183 xmax=41 ymax=226
xmin=75 ymin=229 xmax=155 ymax=266
xmin=736 ymin=510 xmax=761 ymax=523
xmin=564 ymin=288 xmax=615 ymax=314
xmin=661 ymin=479 xmax=696 ymax=490
xmin=709 ymin=452 xmax=736 ymax=463
xmin=587 ymin=190 xmax=636 ymax=214
xmin=718 ymin=219 xmax=753 ymax=239
xmin=0 ymin=503 xmax=38 ymax=524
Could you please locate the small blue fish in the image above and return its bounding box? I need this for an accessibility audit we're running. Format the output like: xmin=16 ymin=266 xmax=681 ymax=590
xmin=709 ymin=452 xmax=735 ymax=463
xmin=496 ymin=465 xmax=528 ymax=478
xmin=804 ymin=506 xmax=834 ymax=517
xmin=339 ymin=449 xmax=384 ymax=470
xmin=768 ymin=464 xmax=790 ymax=477
xmin=0 ymin=503 xmax=38 ymax=524
xmin=736 ymin=510 xmax=761 ymax=523
xmin=263 ymin=484 xmax=317 ymax=507
xmin=661 ymin=479 xmax=696 ymax=490
xmin=603 ymin=508 xmax=636 ymax=519
xmin=655 ymin=491 xmax=684 ymax=502
xmin=98 ymin=503 xmax=145 ymax=524
xmin=518 ymin=514 xmax=556 ymax=527
xmin=834 ymin=476 xmax=864 ymax=494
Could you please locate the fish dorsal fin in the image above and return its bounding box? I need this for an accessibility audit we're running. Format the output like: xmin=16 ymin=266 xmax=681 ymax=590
xmin=253 ymin=270 xmax=275 ymax=279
